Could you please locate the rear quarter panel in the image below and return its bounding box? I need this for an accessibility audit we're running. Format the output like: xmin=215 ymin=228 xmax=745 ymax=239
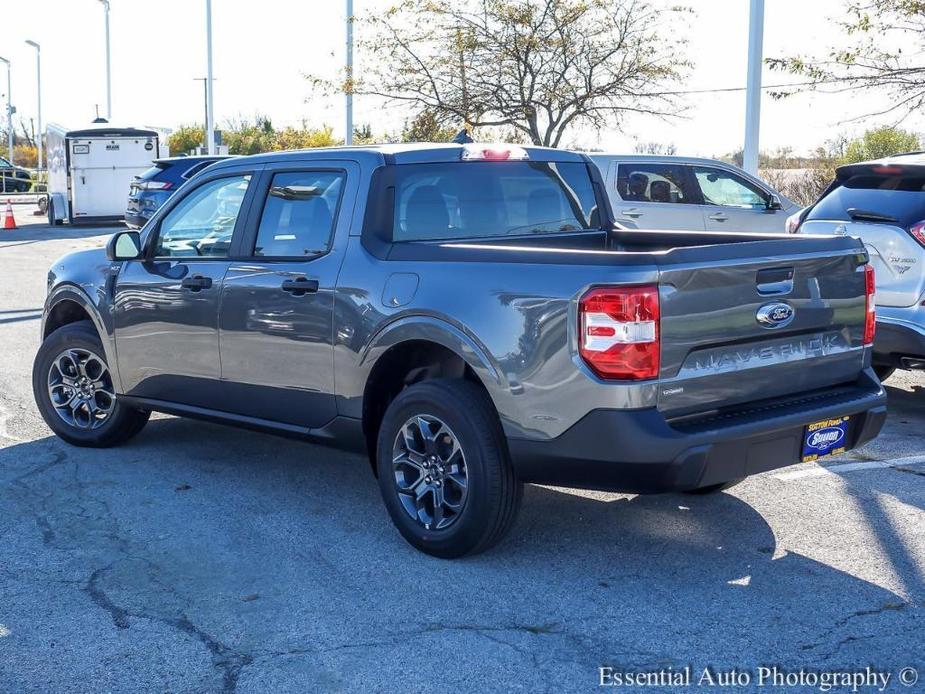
xmin=334 ymin=239 xmax=660 ymax=440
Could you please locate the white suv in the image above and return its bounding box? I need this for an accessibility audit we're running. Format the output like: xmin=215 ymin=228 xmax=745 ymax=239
xmin=589 ymin=154 xmax=798 ymax=233
xmin=794 ymin=154 xmax=925 ymax=379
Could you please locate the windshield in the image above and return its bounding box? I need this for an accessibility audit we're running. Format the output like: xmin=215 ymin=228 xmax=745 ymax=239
xmin=808 ymin=171 xmax=925 ymax=228
xmin=392 ymin=161 xmax=599 ymax=241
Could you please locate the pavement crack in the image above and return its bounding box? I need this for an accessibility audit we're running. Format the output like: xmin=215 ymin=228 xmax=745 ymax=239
xmin=82 ymin=563 xmax=253 ymax=693
xmin=83 ymin=565 xmax=131 ymax=629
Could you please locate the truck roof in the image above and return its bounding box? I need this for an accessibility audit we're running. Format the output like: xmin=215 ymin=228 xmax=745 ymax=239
xmin=206 ymin=142 xmax=590 ymax=171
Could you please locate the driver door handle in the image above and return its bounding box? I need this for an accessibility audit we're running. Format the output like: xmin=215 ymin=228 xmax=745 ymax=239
xmin=621 ymin=208 xmax=643 ymax=218
xmin=708 ymin=213 xmax=729 ymax=222
xmin=281 ymin=277 xmax=319 ymax=296
xmin=181 ymin=275 xmax=212 ymax=292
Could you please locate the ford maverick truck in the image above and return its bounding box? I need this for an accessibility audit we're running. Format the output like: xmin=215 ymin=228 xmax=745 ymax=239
xmin=34 ymin=143 xmax=886 ymax=557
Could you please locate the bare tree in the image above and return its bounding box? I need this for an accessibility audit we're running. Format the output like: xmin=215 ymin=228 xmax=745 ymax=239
xmin=768 ymin=1 xmax=925 ymax=122
xmin=333 ymin=0 xmax=690 ymax=147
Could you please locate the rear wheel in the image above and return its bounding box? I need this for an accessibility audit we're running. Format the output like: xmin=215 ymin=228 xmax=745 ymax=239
xmin=33 ymin=321 xmax=149 ymax=447
xmin=376 ymin=379 xmax=522 ymax=558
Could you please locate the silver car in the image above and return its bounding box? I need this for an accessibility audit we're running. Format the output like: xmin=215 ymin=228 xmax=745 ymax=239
xmin=794 ymin=155 xmax=925 ymax=379
xmin=589 ymin=154 xmax=799 ymax=232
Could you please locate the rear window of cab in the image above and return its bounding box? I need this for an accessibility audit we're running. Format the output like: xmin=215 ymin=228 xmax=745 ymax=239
xmin=391 ymin=161 xmax=599 ymax=241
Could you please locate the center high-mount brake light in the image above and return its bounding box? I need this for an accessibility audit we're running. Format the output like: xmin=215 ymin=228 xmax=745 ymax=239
xmin=579 ymin=286 xmax=660 ymax=380
xmin=460 ymin=144 xmax=529 ymax=161
xmin=864 ymin=265 xmax=876 ymax=346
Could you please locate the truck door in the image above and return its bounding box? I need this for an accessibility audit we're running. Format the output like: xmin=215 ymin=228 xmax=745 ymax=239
xmin=112 ymin=170 xmax=258 ymax=408
xmin=217 ymin=161 xmax=357 ymax=428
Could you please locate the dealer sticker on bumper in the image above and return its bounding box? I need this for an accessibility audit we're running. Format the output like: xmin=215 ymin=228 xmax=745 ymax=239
xmin=801 ymin=416 xmax=851 ymax=463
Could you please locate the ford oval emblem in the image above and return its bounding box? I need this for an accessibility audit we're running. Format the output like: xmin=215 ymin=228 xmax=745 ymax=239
xmin=806 ymin=426 xmax=845 ymax=450
xmin=756 ymin=302 xmax=794 ymax=328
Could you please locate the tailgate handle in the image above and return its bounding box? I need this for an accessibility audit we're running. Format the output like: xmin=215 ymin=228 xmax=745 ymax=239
xmin=756 ymin=267 xmax=794 ymax=295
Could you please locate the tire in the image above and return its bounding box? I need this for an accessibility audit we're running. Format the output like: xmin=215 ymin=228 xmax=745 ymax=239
xmin=874 ymin=365 xmax=896 ymax=382
xmin=376 ymin=379 xmax=523 ymax=558
xmin=32 ymin=321 xmax=149 ymax=447
xmin=684 ymin=479 xmax=743 ymax=495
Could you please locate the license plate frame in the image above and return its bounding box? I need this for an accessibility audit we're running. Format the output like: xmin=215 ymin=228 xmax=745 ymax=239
xmin=801 ymin=416 xmax=852 ymax=463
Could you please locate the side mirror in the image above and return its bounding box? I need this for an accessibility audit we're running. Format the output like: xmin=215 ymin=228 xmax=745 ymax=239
xmin=107 ymin=230 xmax=142 ymax=261
xmin=767 ymin=194 xmax=783 ymax=211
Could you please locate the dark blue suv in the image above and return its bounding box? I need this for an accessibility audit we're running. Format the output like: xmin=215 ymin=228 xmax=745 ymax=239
xmin=124 ymin=155 xmax=230 ymax=228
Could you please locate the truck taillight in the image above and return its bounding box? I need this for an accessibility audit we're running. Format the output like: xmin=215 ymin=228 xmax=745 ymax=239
xmin=864 ymin=264 xmax=876 ymax=346
xmin=579 ymin=286 xmax=659 ymax=380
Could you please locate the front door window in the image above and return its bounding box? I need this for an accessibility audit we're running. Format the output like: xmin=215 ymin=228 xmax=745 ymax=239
xmin=154 ymin=175 xmax=251 ymax=257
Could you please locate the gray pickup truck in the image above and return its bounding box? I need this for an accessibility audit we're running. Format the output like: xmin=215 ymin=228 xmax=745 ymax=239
xmin=34 ymin=143 xmax=886 ymax=557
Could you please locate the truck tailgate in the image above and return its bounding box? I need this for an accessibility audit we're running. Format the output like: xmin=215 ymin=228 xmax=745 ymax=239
xmin=654 ymin=238 xmax=869 ymax=417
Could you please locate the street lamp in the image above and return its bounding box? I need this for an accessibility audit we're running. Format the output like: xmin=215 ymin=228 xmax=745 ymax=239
xmin=205 ymin=0 xmax=215 ymax=155
xmin=0 ymin=57 xmax=12 ymax=165
xmin=98 ymin=0 xmax=112 ymax=120
xmin=25 ymin=40 xmax=42 ymax=170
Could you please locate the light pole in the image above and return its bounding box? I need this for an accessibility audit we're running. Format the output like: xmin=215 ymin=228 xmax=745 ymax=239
xmin=345 ymin=0 xmax=354 ymax=146
xmin=25 ymin=40 xmax=42 ymax=170
xmin=205 ymin=0 xmax=216 ymax=155
xmin=743 ymin=0 xmax=765 ymax=175
xmin=0 ymin=57 xmax=12 ymax=165
xmin=98 ymin=0 xmax=112 ymax=120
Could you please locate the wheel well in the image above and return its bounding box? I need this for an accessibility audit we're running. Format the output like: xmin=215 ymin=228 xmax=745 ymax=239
xmin=362 ymin=340 xmax=487 ymax=472
xmin=43 ymin=299 xmax=93 ymax=339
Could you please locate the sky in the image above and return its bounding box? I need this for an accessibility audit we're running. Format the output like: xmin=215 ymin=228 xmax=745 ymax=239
xmin=0 ymin=0 xmax=920 ymax=158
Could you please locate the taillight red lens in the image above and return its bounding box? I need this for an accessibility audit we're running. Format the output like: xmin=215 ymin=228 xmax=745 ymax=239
xmin=908 ymin=220 xmax=925 ymax=247
xmin=579 ymin=286 xmax=660 ymax=380
xmin=864 ymin=264 xmax=876 ymax=345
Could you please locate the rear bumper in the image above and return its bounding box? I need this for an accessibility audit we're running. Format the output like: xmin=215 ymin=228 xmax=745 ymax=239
xmin=507 ymin=371 xmax=887 ymax=493
xmin=875 ymin=309 xmax=925 ymax=367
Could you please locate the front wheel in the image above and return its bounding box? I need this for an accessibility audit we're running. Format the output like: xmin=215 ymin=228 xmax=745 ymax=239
xmin=376 ymin=379 xmax=522 ymax=558
xmin=33 ymin=321 xmax=149 ymax=447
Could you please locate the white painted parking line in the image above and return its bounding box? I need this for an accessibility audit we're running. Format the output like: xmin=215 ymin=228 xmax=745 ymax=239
xmin=775 ymin=454 xmax=925 ymax=481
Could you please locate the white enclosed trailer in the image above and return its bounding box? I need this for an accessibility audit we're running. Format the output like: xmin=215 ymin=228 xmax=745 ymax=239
xmin=46 ymin=122 xmax=164 ymax=225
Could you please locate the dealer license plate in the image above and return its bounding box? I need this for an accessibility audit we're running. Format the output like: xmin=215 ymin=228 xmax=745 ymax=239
xmin=801 ymin=416 xmax=852 ymax=463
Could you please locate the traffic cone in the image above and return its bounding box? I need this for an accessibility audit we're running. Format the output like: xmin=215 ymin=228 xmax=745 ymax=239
xmin=2 ymin=200 xmax=16 ymax=230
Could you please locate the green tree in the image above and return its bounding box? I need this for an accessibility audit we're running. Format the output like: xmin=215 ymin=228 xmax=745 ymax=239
xmin=768 ymin=2 xmax=925 ymax=121
xmin=841 ymin=126 xmax=920 ymax=163
xmin=223 ymin=116 xmax=276 ymax=155
xmin=324 ymin=0 xmax=690 ymax=148
xmin=274 ymin=124 xmax=340 ymax=150
xmin=167 ymin=125 xmax=205 ymax=155
xmin=401 ymin=111 xmax=458 ymax=143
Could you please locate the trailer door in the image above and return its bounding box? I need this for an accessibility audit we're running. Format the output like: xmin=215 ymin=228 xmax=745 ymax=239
xmin=69 ymin=135 xmax=158 ymax=219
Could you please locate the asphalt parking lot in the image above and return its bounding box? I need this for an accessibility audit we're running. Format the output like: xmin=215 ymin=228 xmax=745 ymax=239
xmin=1 ymin=209 xmax=924 ymax=693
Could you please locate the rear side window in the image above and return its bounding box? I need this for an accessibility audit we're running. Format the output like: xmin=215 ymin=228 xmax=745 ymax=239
xmin=182 ymin=161 xmax=216 ymax=180
xmin=254 ymin=171 xmax=344 ymax=257
xmin=808 ymin=172 xmax=925 ymax=228
xmin=137 ymin=163 xmax=170 ymax=181
xmin=392 ymin=161 xmax=598 ymax=241
xmin=616 ymin=164 xmax=692 ymax=204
